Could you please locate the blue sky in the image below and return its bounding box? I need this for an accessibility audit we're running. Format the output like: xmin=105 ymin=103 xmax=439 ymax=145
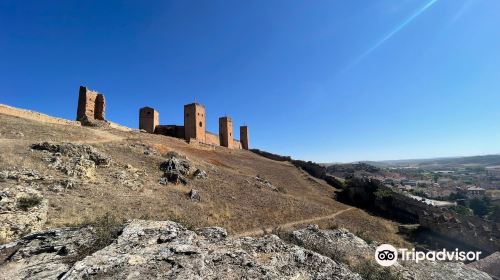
xmin=1 ymin=0 xmax=499 ymax=162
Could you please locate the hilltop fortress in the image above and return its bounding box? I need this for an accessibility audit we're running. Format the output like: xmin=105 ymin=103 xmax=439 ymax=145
xmin=76 ymin=86 xmax=249 ymax=150
xmin=139 ymin=104 xmax=249 ymax=150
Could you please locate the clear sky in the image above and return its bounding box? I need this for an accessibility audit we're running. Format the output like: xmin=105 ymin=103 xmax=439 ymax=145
xmin=1 ymin=0 xmax=499 ymax=163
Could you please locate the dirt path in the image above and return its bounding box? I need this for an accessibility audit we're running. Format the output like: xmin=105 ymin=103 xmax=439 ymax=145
xmin=234 ymin=207 xmax=355 ymax=238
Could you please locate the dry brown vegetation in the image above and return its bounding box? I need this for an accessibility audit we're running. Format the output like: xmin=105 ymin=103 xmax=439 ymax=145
xmin=0 ymin=106 xmax=405 ymax=245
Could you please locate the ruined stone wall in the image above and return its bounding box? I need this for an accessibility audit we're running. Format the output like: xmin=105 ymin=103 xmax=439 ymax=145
xmin=219 ymin=117 xmax=234 ymax=149
xmin=184 ymin=103 xmax=206 ymax=142
xmin=139 ymin=107 xmax=159 ymax=134
xmin=205 ymin=131 xmax=220 ymax=146
xmin=76 ymin=86 xmax=106 ymax=123
xmin=240 ymin=126 xmax=249 ymax=150
xmin=233 ymin=140 xmax=242 ymax=149
xmin=94 ymin=94 xmax=105 ymax=120
xmin=155 ymin=125 xmax=185 ymax=139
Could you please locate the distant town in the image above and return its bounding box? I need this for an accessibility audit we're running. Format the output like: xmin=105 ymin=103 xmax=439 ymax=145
xmin=327 ymin=156 xmax=500 ymax=222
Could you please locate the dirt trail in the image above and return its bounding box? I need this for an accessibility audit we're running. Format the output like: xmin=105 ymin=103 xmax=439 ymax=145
xmin=234 ymin=207 xmax=355 ymax=238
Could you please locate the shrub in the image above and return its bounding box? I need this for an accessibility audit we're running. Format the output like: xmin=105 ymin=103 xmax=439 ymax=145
xmin=65 ymin=213 xmax=124 ymax=264
xmin=17 ymin=195 xmax=42 ymax=211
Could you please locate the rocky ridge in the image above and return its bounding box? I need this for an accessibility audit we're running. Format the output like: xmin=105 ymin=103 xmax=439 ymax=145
xmin=0 ymin=220 xmax=360 ymax=280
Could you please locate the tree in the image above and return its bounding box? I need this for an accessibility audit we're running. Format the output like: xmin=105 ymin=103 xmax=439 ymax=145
xmin=489 ymin=205 xmax=500 ymax=223
xmin=449 ymin=205 xmax=472 ymax=216
xmin=469 ymin=198 xmax=491 ymax=217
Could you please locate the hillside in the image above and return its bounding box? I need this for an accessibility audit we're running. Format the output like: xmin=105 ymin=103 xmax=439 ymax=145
xmin=0 ymin=104 xmax=403 ymax=245
xmin=0 ymin=104 xmax=495 ymax=279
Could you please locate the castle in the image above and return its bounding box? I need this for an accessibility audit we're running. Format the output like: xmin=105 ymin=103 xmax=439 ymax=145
xmin=139 ymin=104 xmax=249 ymax=150
xmin=76 ymin=86 xmax=249 ymax=150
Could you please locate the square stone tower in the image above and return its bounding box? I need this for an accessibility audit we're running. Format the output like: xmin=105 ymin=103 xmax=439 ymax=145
xmin=139 ymin=107 xmax=159 ymax=133
xmin=184 ymin=103 xmax=206 ymax=142
xmin=240 ymin=126 xmax=249 ymax=150
xmin=76 ymin=86 xmax=105 ymax=122
xmin=219 ymin=116 xmax=234 ymax=149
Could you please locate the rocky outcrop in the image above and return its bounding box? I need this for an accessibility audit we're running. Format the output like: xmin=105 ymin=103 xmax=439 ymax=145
xmin=1 ymin=220 xmax=492 ymax=279
xmin=159 ymin=153 xmax=207 ymax=185
xmin=467 ymin=252 xmax=500 ymax=279
xmin=0 ymin=185 xmax=48 ymax=243
xmin=31 ymin=142 xmax=111 ymax=179
xmin=0 ymin=220 xmax=360 ymax=280
xmin=289 ymin=225 xmax=492 ymax=280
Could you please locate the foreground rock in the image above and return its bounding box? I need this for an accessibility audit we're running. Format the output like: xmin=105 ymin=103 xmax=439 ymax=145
xmin=467 ymin=252 xmax=500 ymax=279
xmin=289 ymin=225 xmax=492 ymax=280
xmin=0 ymin=185 xmax=48 ymax=243
xmin=0 ymin=220 xmax=360 ymax=280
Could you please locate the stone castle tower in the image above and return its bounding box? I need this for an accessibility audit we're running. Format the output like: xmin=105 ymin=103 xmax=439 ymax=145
xmin=139 ymin=107 xmax=159 ymax=133
xmin=184 ymin=103 xmax=206 ymax=142
xmin=240 ymin=126 xmax=249 ymax=150
xmin=219 ymin=116 xmax=234 ymax=148
xmin=76 ymin=86 xmax=105 ymax=122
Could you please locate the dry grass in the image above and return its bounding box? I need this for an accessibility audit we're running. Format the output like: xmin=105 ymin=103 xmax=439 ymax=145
xmin=316 ymin=208 xmax=409 ymax=247
xmin=1 ymin=111 xmax=407 ymax=247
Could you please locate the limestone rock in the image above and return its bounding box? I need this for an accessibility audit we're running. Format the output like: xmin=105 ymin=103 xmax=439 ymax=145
xmin=31 ymin=142 xmax=110 ymax=179
xmin=193 ymin=169 xmax=207 ymax=179
xmin=159 ymin=155 xmax=192 ymax=185
xmin=0 ymin=220 xmax=361 ymax=280
xmin=289 ymin=226 xmax=492 ymax=280
xmin=188 ymin=189 xmax=201 ymax=201
xmin=0 ymin=185 xmax=48 ymax=243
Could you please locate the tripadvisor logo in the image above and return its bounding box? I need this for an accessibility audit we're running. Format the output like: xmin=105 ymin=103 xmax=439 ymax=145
xmin=375 ymin=244 xmax=398 ymax=266
xmin=375 ymin=244 xmax=482 ymax=266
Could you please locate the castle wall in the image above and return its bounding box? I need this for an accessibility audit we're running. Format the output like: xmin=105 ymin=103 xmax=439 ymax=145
xmin=155 ymin=125 xmax=185 ymax=139
xmin=205 ymin=131 xmax=220 ymax=146
xmin=139 ymin=107 xmax=159 ymax=134
xmin=219 ymin=117 xmax=234 ymax=149
xmin=233 ymin=139 xmax=242 ymax=149
xmin=184 ymin=103 xmax=206 ymax=142
xmin=135 ymin=101 xmax=249 ymax=150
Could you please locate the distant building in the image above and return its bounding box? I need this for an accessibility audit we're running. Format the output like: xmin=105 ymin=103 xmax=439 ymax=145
xmin=466 ymin=186 xmax=486 ymax=198
xmin=401 ymin=179 xmax=417 ymax=187
xmin=416 ymin=180 xmax=432 ymax=187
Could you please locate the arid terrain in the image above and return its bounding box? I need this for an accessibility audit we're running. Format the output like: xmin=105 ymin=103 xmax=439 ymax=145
xmin=0 ymin=104 xmax=495 ymax=279
xmin=0 ymin=104 xmax=404 ymax=245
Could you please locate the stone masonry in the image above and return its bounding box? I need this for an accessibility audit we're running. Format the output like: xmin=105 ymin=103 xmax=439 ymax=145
xmin=240 ymin=126 xmax=249 ymax=150
xmin=184 ymin=103 xmax=206 ymax=142
xmin=76 ymin=86 xmax=106 ymax=124
xmin=136 ymin=103 xmax=249 ymax=150
xmin=139 ymin=107 xmax=159 ymax=133
xmin=219 ymin=116 xmax=234 ymax=149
